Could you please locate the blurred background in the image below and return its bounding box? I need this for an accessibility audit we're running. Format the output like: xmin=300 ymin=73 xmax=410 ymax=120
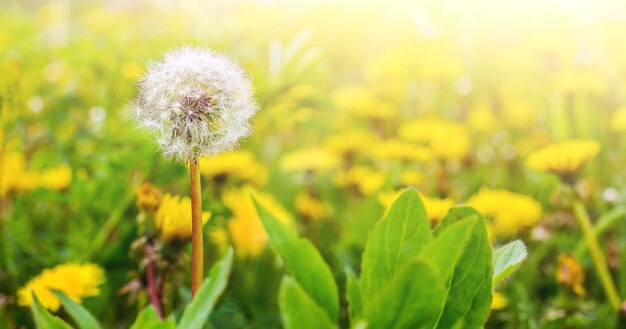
xmin=2 ymin=0 xmax=626 ymax=328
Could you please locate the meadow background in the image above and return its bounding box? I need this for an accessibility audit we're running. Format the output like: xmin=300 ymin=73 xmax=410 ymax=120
xmin=2 ymin=0 xmax=626 ymax=328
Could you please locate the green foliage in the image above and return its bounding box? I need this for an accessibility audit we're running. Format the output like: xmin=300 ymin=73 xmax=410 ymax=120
xmin=359 ymin=189 xmax=431 ymax=302
xmin=129 ymin=306 xmax=175 ymax=329
xmin=363 ymin=260 xmax=445 ymax=329
xmin=432 ymin=207 xmax=493 ymax=329
xmin=253 ymin=195 xmax=339 ymax=322
xmin=178 ymin=248 xmax=234 ymax=329
xmin=257 ymin=188 xmax=523 ymax=329
xmin=493 ymin=240 xmax=528 ymax=288
xmin=30 ymin=249 xmax=234 ymax=329
xmin=51 ymin=290 xmax=101 ymax=329
xmin=278 ymin=276 xmax=335 ymax=329
xmin=30 ymin=292 xmax=72 ymax=329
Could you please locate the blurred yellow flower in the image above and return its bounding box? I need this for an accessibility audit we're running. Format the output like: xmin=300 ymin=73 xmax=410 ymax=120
xmin=468 ymin=103 xmax=498 ymax=132
xmin=526 ymin=139 xmax=600 ymax=180
xmin=295 ymin=192 xmax=329 ymax=221
xmin=467 ymin=188 xmax=542 ymax=238
xmin=610 ymin=107 xmax=626 ymax=133
xmin=0 ymin=152 xmax=71 ymax=196
xmin=136 ymin=182 xmax=163 ymax=212
xmin=122 ymin=61 xmax=143 ymax=80
xmin=335 ymin=166 xmax=387 ymax=196
xmin=18 ymin=263 xmax=105 ymax=311
xmin=325 ymin=130 xmax=378 ymax=158
xmin=281 ymin=148 xmax=341 ymax=173
xmin=223 ymin=187 xmax=293 ymax=258
xmin=155 ymin=194 xmax=210 ymax=241
xmin=371 ymin=139 xmax=433 ymax=163
xmin=200 ymin=151 xmax=267 ymax=187
xmin=0 ymin=152 xmax=26 ymax=196
xmin=332 ymin=86 xmax=396 ymax=121
xmin=556 ymin=254 xmax=586 ymax=296
xmin=378 ymin=190 xmax=454 ymax=223
xmin=399 ymin=118 xmax=470 ymax=161
xmin=39 ymin=165 xmax=72 ymax=190
xmin=400 ymin=170 xmax=423 ymax=186
xmin=491 ymin=292 xmax=508 ymax=310
xmin=421 ymin=194 xmax=455 ymax=223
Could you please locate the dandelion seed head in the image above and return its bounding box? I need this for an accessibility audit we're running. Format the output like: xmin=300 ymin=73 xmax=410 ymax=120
xmin=133 ymin=46 xmax=258 ymax=162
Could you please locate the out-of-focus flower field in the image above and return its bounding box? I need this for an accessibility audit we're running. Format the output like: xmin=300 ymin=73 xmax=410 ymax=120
xmin=2 ymin=0 xmax=626 ymax=328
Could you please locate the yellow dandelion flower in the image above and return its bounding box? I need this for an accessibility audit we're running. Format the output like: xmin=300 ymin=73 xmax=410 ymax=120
xmin=136 ymin=182 xmax=163 ymax=212
xmin=200 ymin=151 xmax=267 ymax=187
xmin=223 ymin=187 xmax=292 ymax=258
xmin=399 ymin=118 xmax=470 ymax=161
xmin=39 ymin=165 xmax=72 ymax=190
xmin=0 ymin=152 xmax=26 ymax=196
xmin=377 ymin=190 xmax=454 ymax=223
xmin=467 ymin=188 xmax=542 ymax=238
xmin=491 ymin=292 xmax=508 ymax=310
xmin=335 ymin=166 xmax=387 ymax=196
xmin=122 ymin=61 xmax=142 ymax=80
xmin=281 ymin=148 xmax=341 ymax=173
xmin=610 ymin=107 xmax=626 ymax=133
xmin=332 ymin=86 xmax=396 ymax=121
xmin=371 ymin=139 xmax=433 ymax=163
xmin=400 ymin=170 xmax=423 ymax=186
xmin=18 ymin=263 xmax=105 ymax=311
xmin=0 ymin=151 xmax=72 ymax=195
xmin=295 ymin=192 xmax=330 ymax=221
xmin=556 ymin=254 xmax=586 ymax=296
xmin=155 ymin=194 xmax=210 ymax=241
xmin=468 ymin=103 xmax=498 ymax=132
xmin=325 ymin=130 xmax=379 ymax=158
xmin=526 ymin=139 xmax=600 ymax=180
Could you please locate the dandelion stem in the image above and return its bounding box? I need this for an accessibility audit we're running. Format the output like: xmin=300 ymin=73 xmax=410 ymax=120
xmin=573 ymin=200 xmax=622 ymax=311
xmin=190 ymin=159 xmax=204 ymax=297
xmin=146 ymin=259 xmax=163 ymax=319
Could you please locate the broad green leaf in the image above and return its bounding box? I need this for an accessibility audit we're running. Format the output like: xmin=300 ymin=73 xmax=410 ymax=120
xmin=51 ymin=290 xmax=101 ymax=329
xmin=345 ymin=267 xmax=362 ymax=324
xmin=433 ymin=206 xmax=482 ymax=236
xmin=493 ymin=240 xmax=528 ymax=288
xmin=363 ymin=260 xmax=446 ymax=329
xmin=360 ymin=188 xmax=431 ymax=301
xmin=253 ymin=197 xmax=339 ymax=321
xmin=130 ymin=305 xmax=160 ymax=329
xmin=278 ymin=276 xmax=335 ymax=329
xmin=419 ymin=219 xmax=477 ymax=281
xmin=433 ymin=209 xmax=493 ymax=329
xmin=178 ymin=248 xmax=234 ymax=329
xmin=30 ymin=291 xmax=73 ymax=329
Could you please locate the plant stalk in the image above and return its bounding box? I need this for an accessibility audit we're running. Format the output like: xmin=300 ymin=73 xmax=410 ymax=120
xmin=572 ymin=200 xmax=622 ymax=311
xmin=146 ymin=259 xmax=163 ymax=319
xmin=190 ymin=159 xmax=204 ymax=297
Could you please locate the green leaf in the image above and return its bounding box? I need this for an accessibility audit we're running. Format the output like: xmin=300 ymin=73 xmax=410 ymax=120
xmin=432 ymin=208 xmax=493 ymax=329
xmin=360 ymin=188 xmax=431 ymax=301
xmin=419 ymin=218 xmax=477 ymax=282
xmin=178 ymin=248 xmax=234 ymax=329
xmin=51 ymin=290 xmax=101 ymax=329
xmin=30 ymin=291 xmax=73 ymax=329
xmin=493 ymin=240 xmax=528 ymax=288
xmin=278 ymin=276 xmax=335 ymax=329
xmin=253 ymin=196 xmax=339 ymax=321
xmin=363 ymin=260 xmax=446 ymax=329
xmin=433 ymin=206 xmax=482 ymax=236
xmin=345 ymin=267 xmax=362 ymax=324
xmin=130 ymin=305 xmax=160 ymax=329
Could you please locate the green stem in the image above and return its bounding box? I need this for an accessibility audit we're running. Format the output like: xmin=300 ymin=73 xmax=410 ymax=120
xmin=190 ymin=159 xmax=204 ymax=297
xmin=572 ymin=200 xmax=622 ymax=311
